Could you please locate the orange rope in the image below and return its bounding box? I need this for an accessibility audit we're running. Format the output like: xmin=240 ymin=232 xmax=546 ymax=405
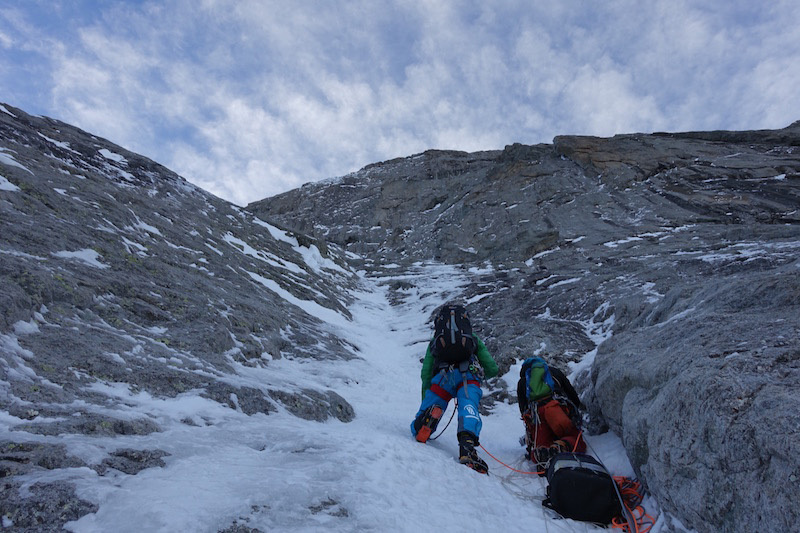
xmin=611 ymin=503 xmax=655 ymax=533
xmin=572 ymin=430 xmax=584 ymax=452
xmin=609 ymin=476 xmax=655 ymax=533
xmin=478 ymin=444 xmax=544 ymax=475
xmin=479 ymin=420 xmax=583 ymax=476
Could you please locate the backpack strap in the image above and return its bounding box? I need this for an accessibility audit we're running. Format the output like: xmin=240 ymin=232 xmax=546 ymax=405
xmin=549 ymin=366 xmax=583 ymax=410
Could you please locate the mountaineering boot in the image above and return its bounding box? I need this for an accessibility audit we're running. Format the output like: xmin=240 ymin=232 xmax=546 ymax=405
xmin=532 ymin=447 xmax=556 ymax=475
xmin=458 ymin=431 xmax=488 ymax=474
xmin=532 ymin=441 xmax=567 ymax=474
xmin=414 ymin=405 xmax=444 ymax=443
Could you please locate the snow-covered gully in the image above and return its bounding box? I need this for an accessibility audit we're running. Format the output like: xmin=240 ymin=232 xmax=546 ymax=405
xmin=59 ymin=262 xmax=664 ymax=532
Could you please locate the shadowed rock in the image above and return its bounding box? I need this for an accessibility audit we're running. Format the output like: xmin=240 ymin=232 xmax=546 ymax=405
xmin=96 ymin=448 xmax=170 ymax=475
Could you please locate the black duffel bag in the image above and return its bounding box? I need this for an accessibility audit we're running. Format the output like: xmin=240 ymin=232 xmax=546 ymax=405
xmin=543 ymin=452 xmax=621 ymax=524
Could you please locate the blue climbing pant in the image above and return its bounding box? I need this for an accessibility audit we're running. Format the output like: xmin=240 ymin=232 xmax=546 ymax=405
xmin=410 ymin=368 xmax=483 ymax=438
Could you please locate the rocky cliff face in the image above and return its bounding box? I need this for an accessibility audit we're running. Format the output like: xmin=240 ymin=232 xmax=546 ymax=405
xmin=2 ymin=99 xmax=799 ymax=532
xmin=0 ymin=104 xmax=358 ymax=529
xmin=251 ymin=124 xmax=800 ymax=532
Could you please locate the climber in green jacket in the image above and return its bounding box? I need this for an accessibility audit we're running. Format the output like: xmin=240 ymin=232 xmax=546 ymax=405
xmin=410 ymin=304 xmax=499 ymax=473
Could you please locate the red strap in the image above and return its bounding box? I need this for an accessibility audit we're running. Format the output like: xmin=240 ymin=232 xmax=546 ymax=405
xmin=456 ymin=380 xmax=480 ymax=390
xmin=430 ymin=383 xmax=452 ymax=401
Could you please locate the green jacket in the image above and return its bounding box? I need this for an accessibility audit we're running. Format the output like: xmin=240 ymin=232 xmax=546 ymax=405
xmin=420 ymin=335 xmax=498 ymax=398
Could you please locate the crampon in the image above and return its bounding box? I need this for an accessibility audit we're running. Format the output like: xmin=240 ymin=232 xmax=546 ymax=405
xmin=415 ymin=405 xmax=444 ymax=443
xmin=460 ymin=450 xmax=489 ymax=474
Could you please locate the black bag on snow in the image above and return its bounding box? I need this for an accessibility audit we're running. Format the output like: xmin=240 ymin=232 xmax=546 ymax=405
xmin=431 ymin=305 xmax=475 ymax=364
xmin=543 ymin=452 xmax=621 ymax=524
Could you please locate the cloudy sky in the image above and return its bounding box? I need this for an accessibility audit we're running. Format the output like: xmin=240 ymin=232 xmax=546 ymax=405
xmin=2 ymin=1 xmax=798 ymax=206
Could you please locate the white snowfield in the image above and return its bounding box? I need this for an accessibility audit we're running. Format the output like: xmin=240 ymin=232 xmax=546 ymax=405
xmin=5 ymin=263 xmax=671 ymax=532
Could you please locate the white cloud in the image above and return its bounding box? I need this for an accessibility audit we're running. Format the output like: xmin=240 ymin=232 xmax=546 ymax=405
xmin=2 ymin=0 xmax=799 ymax=205
xmin=0 ymin=28 xmax=12 ymax=48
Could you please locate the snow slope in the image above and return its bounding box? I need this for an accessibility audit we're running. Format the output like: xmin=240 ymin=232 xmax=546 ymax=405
xmin=14 ymin=262 xmax=665 ymax=532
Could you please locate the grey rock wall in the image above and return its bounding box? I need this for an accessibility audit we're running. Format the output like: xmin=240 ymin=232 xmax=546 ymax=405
xmin=252 ymin=122 xmax=800 ymax=533
xmin=0 ymin=103 xmax=360 ymax=528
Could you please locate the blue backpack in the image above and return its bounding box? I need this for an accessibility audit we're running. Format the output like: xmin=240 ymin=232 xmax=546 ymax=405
xmin=522 ymin=357 xmax=556 ymax=401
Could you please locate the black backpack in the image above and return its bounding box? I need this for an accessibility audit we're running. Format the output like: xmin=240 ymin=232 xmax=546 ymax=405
xmin=543 ymin=452 xmax=621 ymax=524
xmin=431 ymin=305 xmax=476 ymax=364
